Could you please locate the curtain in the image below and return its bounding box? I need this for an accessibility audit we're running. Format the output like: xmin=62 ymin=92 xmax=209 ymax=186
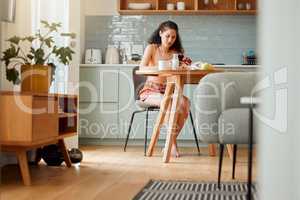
xmin=31 ymin=0 xmax=70 ymax=94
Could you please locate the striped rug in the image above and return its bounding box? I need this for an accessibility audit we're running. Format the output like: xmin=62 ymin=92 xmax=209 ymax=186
xmin=133 ymin=180 xmax=259 ymax=200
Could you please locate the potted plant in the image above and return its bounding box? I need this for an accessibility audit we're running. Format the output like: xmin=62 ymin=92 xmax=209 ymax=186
xmin=1 ymin=20 xmax=75 ymax=93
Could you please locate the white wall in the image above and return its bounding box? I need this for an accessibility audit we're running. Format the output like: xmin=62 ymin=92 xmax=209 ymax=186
xmin=83 ymin=0 xmax=118 ymax=16
xmin=259 ymin=0 xmax=300 ymax=199
xmin=1 ymin=0 xmax=32 ymax=91
xmin=0 ymin=0 xmax=33 ymax=167
xmin=64 ymin=0 xmax=81 ymax=148
xmin=80 ymin=0 xmax=118 ymax=62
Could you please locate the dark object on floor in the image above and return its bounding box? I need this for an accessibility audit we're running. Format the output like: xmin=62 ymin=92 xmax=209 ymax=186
xmin=27 ymin=148 xmax=43 ymax=165
xmin=68 ymin=148 xmax=83 ymax=163
xmin=133 ymin=180 xmax=259 ymax=200
xmin=42 ymin=144 xmax=64 ymax=166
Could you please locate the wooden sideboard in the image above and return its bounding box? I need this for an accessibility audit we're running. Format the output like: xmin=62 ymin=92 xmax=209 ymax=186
xmin=0 ymin=91 xmax=78 ymax=186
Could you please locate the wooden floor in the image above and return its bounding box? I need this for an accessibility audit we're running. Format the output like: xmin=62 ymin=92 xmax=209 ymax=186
xmin=0 ymin=146 xmax=256 ymax=200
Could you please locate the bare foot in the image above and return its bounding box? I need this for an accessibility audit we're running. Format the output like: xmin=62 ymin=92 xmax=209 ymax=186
xmin=161 ymin=146 xmax=180 ymax=158
xmin=171 ymin=144 xmax=180 ymax=158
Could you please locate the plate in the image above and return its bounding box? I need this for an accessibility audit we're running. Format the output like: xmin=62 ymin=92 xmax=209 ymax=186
xmin=128 ymin=3 xmax=151 ymax=10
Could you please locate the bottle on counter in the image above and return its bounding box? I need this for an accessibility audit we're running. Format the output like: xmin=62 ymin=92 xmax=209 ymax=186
xmin=172 ymin=53 xmax=179 ymax=69
xmin=242 ymin=51 xmax=248 ymax=65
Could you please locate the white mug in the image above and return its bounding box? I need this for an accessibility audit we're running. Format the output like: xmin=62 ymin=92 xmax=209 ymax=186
xmin=177 ymin=2 xmax=185 ymax=10
xmin=166 ymin=3 xmax=175 ymax=10
xmin=158 ymin=60 xmax=171 ymax=70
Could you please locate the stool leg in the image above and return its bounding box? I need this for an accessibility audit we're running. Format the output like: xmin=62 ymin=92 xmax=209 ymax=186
xmin=144 ymin=109 xmax=149 ymax=156
xmin=124 ymin=111 xmax=138 ymax=152
xmin=218 ymin=144 xmax=225 ymax=189
xmin=189 ymin=110 xmax=200 ymax=155
xmin=232 ymin=144 xmax=238 ymax=179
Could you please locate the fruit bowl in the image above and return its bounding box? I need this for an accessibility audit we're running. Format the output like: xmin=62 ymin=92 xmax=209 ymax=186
xmin=128 ymin=3 xmax=152 ymax=10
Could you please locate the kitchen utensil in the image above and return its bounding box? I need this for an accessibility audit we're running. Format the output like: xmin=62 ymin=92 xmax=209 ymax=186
xmin=128 ymin=3 xmax=151 ymax=10
xmin=166 ymin=3 xmax=175 ymax=10
xmin=171 ymin=54 xmax=179 ymax=70
xmin=158 ymin=60 xmax=171 ymax=70
xmin=85 ymin=49 xmax=102 ymax=64
xmin=246 ymin=3 xmax=252 ymax=10
xmin=238 ymin=3 xmax=245 ymax=10
xmin=177 ymin=2 xmax=185 ymax=10
xmin=204 ymin=0 xmax=209 ymax=5
xmin=105 ymin=46 xmax=120 ymax=64
xmin=131 ymin=54 xmax=142 ymax=61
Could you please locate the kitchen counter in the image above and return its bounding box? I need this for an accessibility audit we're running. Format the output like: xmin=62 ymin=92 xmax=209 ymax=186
xmin=80 ymin=64 xmax=138 ymax=68
xmin=80 ymin=64 xmax=260 ymax=67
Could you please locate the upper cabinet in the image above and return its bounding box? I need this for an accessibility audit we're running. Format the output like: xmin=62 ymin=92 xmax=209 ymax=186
xmin=118 ymin=0 xmax=257 ymax=15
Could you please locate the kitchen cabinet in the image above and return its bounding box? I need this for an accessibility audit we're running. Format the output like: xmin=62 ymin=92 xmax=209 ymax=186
xmin=118 ymin=0 xmax=257 ymax=15
xmin=79 ymin=67 xmax=118 ymax=103
xmin=79 ymin=66 xmax=119 ymax=139
xmin=79 ymin=102 xmax=118 ymax=139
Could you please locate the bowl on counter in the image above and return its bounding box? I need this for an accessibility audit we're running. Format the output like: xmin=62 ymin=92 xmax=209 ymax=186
xmin=128 ymin=3 xmax=151 ymax=10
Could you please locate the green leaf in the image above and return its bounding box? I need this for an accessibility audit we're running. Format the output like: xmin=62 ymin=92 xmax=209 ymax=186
xmin=41 ymin=20 xmax=50 ymax=28
xmin=34 ymin=48 xmax=45 ymax=64
xmin=53 ymin=47 xmax=74 ymax=65
xmin=7 ymin=36 xmax=21 ymax=45
xmin=1 ymin=45 xmax=19 ymax=66
xmin=23 ymin=36 xmax=35 ymax=43
xmin=49 ymin=22 xmax=61 ymax=32
xmin=41 ymin=21 xmax=62 ymax=33
xmin=44 ymin=37 xmax=54 ymax=48
xmin=6 ymin=68 xmax=20 ymax=85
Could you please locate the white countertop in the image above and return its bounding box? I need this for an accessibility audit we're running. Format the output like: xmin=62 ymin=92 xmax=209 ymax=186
xmin=80 ymin=64 xmax=139 ymax=67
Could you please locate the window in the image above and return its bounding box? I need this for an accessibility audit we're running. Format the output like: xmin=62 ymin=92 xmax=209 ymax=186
xmin=31 ymin=0 xmax=70 ymax=94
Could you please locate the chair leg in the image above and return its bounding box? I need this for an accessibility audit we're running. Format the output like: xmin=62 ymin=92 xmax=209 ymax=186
xmin=144 ymin=109 xmax=149 ymax=156
xmin=189 ymin=110 xmax=200 ymax=155
xmin=232 ymin=144 xmax=238 ymax=179
xmin=124 ymin=111 xmax=139 ymax=152
xmin=218 ymin=144 xmax=225 ymax=189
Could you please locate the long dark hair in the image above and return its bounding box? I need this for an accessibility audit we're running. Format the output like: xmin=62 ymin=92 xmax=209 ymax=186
xmin=148 ymin=20 xmax=184 ymax=54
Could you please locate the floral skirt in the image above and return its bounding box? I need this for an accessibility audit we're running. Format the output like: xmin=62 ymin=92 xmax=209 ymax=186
xmin=139 ymin=81 xmax=166 ymax=102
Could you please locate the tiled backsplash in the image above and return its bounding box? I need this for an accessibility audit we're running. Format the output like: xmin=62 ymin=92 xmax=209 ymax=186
xmin=85 ymin=15 xmax=256 ymax=64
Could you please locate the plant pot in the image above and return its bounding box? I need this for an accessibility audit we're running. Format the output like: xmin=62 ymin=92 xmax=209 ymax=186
xmin=21 ymin=64 xmax=52 ymax=93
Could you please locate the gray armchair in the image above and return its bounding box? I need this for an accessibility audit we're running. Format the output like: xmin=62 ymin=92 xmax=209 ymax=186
xmin=193 ymin=72 xmax=258 ymax=187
